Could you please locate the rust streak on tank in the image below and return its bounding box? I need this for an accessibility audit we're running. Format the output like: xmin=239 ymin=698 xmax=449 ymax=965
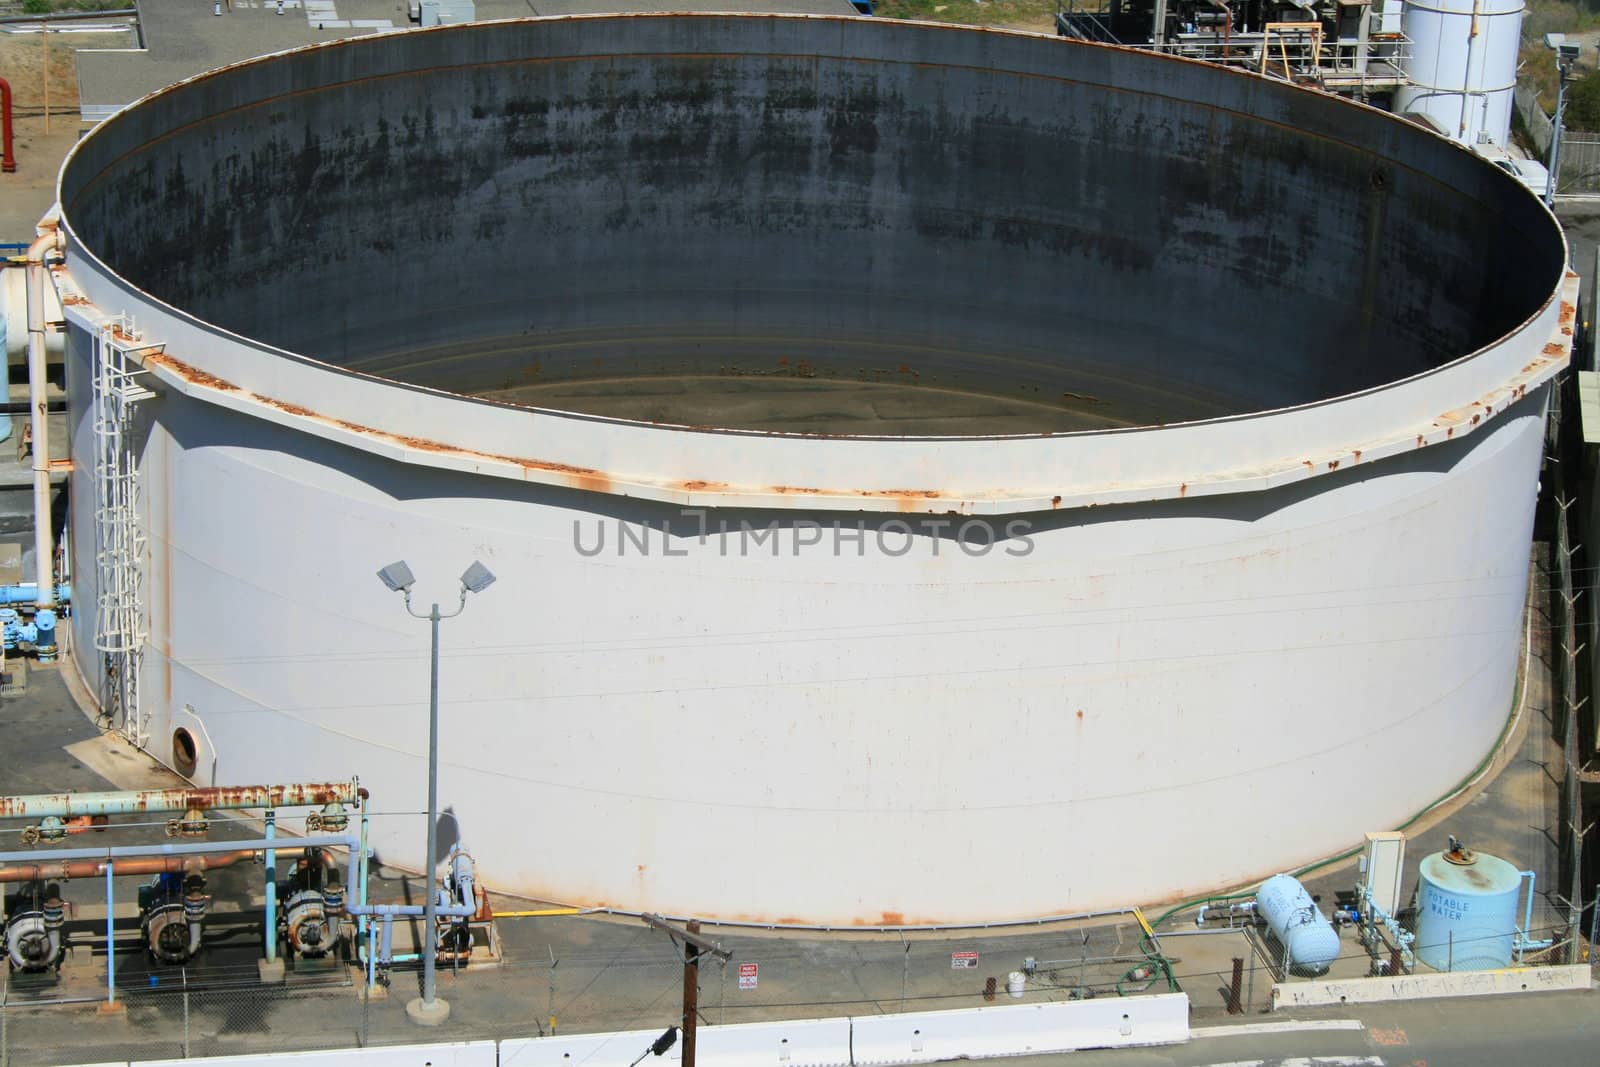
xmin=252 ymin=394 xmax=318 ymax=418
xmin=145 ymin=353 xmax=240 ymax=392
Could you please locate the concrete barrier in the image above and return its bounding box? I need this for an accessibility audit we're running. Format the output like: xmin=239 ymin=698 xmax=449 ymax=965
xmin=697 ymin=1017 xmax=853 ymax=1067
xmin=1272 ymin=964 xmax=1593 ymax=1009
xmin=849 ymin=994 xmax=1191 ymax=1064
xmin=499 ymin=1028 xmax=676 ymax=1066
xmin=138 ymin=1041 xmax=499 ymax=1067
xmin=78 ymin=995 xmax=1189 ymax=1067
xmin=498 ymin=1016 xmax=854 ymax=1067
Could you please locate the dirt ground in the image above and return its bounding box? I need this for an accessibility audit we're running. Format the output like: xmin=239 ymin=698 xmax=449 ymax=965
xmin=0 ymin=29 xmax=133 ymax=239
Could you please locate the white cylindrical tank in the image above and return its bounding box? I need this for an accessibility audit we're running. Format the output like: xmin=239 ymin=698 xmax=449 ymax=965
xmin=1397 ymin=0 xmax=1525 ymax=147
xmin=48 ymin=15 xmax=1573 ymax=926
xmin=1413 ymin=845 xmax=1523 ymax=971
xmin=1255 ymin=874 xmax=1341 ymax=975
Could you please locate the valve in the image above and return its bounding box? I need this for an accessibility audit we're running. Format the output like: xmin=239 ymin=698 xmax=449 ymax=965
xmin=165 ymin=809 xmax=209 ymax=838
xmin=305 ymin=803 xmax=348 ymax=833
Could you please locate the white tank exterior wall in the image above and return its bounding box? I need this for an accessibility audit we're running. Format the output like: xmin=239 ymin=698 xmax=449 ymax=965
xmin=58 ymin=298 xmax=1552 ymax=921
xmin=1398 ymin=0 xmax=1525 ymax=147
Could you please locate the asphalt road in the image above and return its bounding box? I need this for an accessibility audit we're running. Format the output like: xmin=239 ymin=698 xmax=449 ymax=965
xmin=1001 ymin=988 xmax=1597 ymax=1066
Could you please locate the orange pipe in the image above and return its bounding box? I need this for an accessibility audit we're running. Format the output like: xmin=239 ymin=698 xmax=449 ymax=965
xmin=0 ymin=850 xmax=256 ymax=882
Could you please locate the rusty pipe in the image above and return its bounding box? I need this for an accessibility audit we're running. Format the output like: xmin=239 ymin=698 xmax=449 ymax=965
xmin=0 ymin=849 xmax=256 ymax=882
xmin=1458 ymin=0 xmax=1481 ymax=138
xmin=0 ymin=77 xmax=14 ymax=173
xmin=25 ymin=226 xmax=63 ymax=609
xmin=0 ymin=779 xmax=362 ymax=818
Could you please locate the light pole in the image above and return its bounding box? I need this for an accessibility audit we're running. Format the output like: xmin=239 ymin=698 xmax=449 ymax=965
xmin=1546 ymin=34 xmax=1583 ymax=207
xmin=377 ymin=558 xmax=496 ymax=1027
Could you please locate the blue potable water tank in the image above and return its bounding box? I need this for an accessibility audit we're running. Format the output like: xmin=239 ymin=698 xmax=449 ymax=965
xmin=1255 ymin=873 xmax=1341 ymax=975
xmin=1414 ymin=845 xmax=1523 ymax=971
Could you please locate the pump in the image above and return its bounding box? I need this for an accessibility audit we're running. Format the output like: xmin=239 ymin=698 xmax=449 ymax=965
xmin=279 ymin=849 xmax=346 ymax=959
xmin=4 ymin=881 xmax=66 ymax=972
xmin=139 ymin=871 xmax=209 ymax=964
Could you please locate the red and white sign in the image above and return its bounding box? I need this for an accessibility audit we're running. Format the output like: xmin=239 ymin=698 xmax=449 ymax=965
xmin=738 ymin=962 xmax=759 ymax=990
xmin=951 ymin=951 xmax=979 ymax=969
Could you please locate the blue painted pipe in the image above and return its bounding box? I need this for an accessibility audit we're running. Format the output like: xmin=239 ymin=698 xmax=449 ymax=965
xmin=34 ymin=608 xmax=55 ymax=662
xmin=0 ymin=583 xmax=70 ymax=605
xmin=0 ymin=605 xmax=58 ymax=655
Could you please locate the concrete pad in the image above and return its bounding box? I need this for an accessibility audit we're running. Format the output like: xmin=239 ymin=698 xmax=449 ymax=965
xmin=62 ymin=733 xmax=187 ymax=790
xmin=406 ymin=995 xmax=452 ymax=1026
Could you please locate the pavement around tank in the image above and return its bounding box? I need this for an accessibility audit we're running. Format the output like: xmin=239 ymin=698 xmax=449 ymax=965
xmin=0 ymin=546 xmax=1584 ymax=1066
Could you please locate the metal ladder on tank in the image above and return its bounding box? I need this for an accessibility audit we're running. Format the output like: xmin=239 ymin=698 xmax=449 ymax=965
xmin=91 ymin=316 xmax=157 ymax=750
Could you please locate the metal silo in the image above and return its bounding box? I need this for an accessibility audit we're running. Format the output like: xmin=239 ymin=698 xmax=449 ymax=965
xmin=48 ymin=15 xmax=1571 ymax=926
xmin=1396 ymin=0 xmax=1526 ymax=146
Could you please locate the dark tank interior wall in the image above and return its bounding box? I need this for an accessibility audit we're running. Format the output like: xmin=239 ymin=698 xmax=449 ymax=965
xmin=61 ymin=17 xmax=1564 ymax=429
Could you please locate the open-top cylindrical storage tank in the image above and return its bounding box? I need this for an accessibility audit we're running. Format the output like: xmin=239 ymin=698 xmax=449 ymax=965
xmin=54 ymin=14 xmax=1569 ymax=925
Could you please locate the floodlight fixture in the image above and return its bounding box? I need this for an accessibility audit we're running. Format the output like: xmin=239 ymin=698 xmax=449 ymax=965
xmin=460 ymin=560 xmax=497 ymax=595
xmin=377 ymin=560 xmax=416 ymax=593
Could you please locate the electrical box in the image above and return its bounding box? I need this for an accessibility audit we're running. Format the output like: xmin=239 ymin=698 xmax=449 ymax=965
xmin=1363 ymin=830 xmax=1406 ymax=917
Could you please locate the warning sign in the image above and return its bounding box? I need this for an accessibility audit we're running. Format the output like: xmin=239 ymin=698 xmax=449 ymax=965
xmin=738 ymin=962 xmax=759 ymax=990
xmin=951 ymin=951 xmax=979 ymax=969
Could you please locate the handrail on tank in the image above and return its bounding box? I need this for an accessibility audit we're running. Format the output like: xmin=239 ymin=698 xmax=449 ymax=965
xmin=0 ymin=778 xmax=364 ymax=818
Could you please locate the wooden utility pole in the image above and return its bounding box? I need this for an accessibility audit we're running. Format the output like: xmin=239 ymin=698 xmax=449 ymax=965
xmin=641 ymin=914 xmax=731 ymax=1067
xmin=682 ymin=920 xmax=701 ymax=1065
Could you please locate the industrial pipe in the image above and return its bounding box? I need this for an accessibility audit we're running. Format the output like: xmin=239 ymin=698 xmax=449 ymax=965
xmin=348 ymin=902 xmax=476 ymax=917
xmin=352 ymin=899 xmax=477 ymax=989
xmin=1511 ymin=869 xmax=1554 ymax=959
xmin=0 ymin=849 xmax=254 ymax=882
xmin=0 ymin=76 xmax=14 ymax=173
xmin=0 ymin=778 xmax=362 ymax=817
xmin=1459 ymin=0 xmax=1481 ymax=138
xmin=25 ymin=226 xmax=63 ymax=609
xmin=0 ymin=583 xmax=70 ymax=605
xmin=0 ymin=833 xmax=358 ymax=871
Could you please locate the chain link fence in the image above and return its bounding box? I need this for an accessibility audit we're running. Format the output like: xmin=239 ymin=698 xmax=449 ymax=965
xmin=1556 ymin=136 xmax=1600 ymax=195
xmin=0 ymin=916 xmax=1174 ymax=1065
xmin=0 ymin=911 xmax=1581 ymax=1066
